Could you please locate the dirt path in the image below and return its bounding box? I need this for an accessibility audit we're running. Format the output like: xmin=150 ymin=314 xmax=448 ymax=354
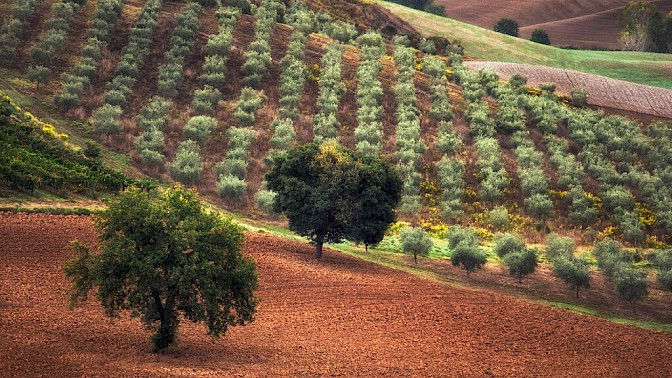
xmin=2 ymin=212 xmax=672 ymax=377
xmin=466 ymin=61 xmax=672 ymax=119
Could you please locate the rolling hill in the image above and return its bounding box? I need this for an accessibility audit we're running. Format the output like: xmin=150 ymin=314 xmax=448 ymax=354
xmin=433 ymin=0 xmax=672 ymax=50
xmin=1 ymin=0 xmax=672 ymax=248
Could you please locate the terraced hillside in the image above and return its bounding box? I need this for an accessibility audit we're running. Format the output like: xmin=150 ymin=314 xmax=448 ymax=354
xmin=2 ymin=0 xmax=672 ymax=247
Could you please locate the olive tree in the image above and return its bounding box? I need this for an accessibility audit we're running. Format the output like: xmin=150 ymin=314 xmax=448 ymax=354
xmin=63 ymin=186 xmax=258 ymax=352
xmin=400 ymin=227 xmax=434 ymax=264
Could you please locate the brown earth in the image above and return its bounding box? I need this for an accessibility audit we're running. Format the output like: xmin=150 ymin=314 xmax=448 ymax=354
xmin=3 ymin=212 xmax=672 ymax=377
xmin=466 ymin=61 xmax=672 ymax=120
xmin=435 ymin=0 xmax=672 ymax=49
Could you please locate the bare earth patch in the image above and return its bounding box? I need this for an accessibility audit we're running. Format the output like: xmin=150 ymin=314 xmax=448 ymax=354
xmin=2 ymin=212 xmax=672 ymax=377
xmin=466 ymin=61 xmax=672 ymax=119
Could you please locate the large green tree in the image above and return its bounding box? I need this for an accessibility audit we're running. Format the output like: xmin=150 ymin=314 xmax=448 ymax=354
xmin=266 ymin=142 xmax=402 ymax=258
xmin=64 ymin=186 xmax=258 ymax=352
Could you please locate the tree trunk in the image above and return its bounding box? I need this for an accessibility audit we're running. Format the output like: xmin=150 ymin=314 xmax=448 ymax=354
xmin=413 ymin=253 xmax=417 ymax=264
xmin=365 ymin=244 xmax=369 ymax=253
xmin=576 ymin=286 xmax=580 ymax=299
xmin=151 ymin=289 xmax=176 ymax=353
xmin=315 ymin=234 xmax=324 ymax=259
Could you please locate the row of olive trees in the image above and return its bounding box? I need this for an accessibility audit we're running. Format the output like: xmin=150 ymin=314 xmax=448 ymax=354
xmin=593 ymin=239 xmax=649 ymax=312
xmin=423 ymin=57 xmax=464 ymax=219
xmin=0 ymin=0 xmax=45 ymax=63
xmin=589 ymin=115 xmax=672 ymax=235
xmin=216 ymin=88 xmax=265 ymax=199
xmin=491 ymin=82 xmax=554 ymax=219
xmin=156 ymin=2 xmax=202 ymax=98
xmin=91 ymin=0 xmax=163 ymax=136
xmin=354 ymin=30 xmax=386 ymax=156
xmin=27 ymin=0 xmax=86 ymax=86
xmin=54 ymin=0 xmax=123 ymax=110
xmin=136 ymin=3 xmax=202 ymax=175
xmin=566 ymin=111 xmax=646 ymax=242
xmin=199 ymin=7 xmax=239 ymax=89
xmin=241 ymin=0 xmax=283 ymax=88
xmin=393 ymin=39 xmax=425 ymax=215
xmin=313 ymin=43 xmax=345 ymax=143
xmin=169 ymin=7 xmax=242 ymax=188
xmin=452 ymin=65 xmax=509 ymax=203
xmin=169 ymin=6 xmax=244 ymax=185
xmin=134 ymin=96 xmax=171 ymax=168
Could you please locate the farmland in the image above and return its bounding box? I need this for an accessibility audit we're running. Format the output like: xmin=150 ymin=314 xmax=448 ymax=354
xmin=3 ymin=212 xmax=672 ymax=376
xmin=378 ymin=1 xmax=672 ymax=89
xmin=1 ymin=0 xmax=672 ymax=373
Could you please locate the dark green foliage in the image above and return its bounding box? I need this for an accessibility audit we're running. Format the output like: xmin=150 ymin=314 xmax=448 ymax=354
xmin=448 ymin=226 xmax=486 ymax=276
xmin=266 ymin=143 xmax=402 ymax=258
xmin=63 ymin=186 xmax=257 ymax=352
xmin=400 ymin=227 xmax=434 ymax=264
xmin=0 ymin=96 xmax=132 ymax=194
xmin=494 ymin=18 xmax=519 ymax=37
xmin=509 ymin=74 xmax=527 ymax=88
xmin=530 ymin=29 xmax=551 ymax=45
xmin=553 ymin=256 xmax=591 ymax=298
xmin=192 ymin=85 xmax=222 ymax=114
xmin=27 ymin=65 xmax=50 ymax=87
xmin=451 ymin=244 xmax=487 ymax=276
xmin=503 ymin=248 xmax=538 ymax=282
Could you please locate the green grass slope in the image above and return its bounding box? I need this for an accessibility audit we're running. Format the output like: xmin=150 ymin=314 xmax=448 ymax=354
xmin=0 ymin=94 xmax=140 ymax=196
xmin=378 ymin=1 xmax=672 ymax=89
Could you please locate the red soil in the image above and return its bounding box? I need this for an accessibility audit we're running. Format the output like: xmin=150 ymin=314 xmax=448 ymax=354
xmin=466 ymin=61 xmax=672 ymax=120
xmin=2 ymin=212 xmax=672 ymax=377
xmin=435 ymin=0 xmax=672 ymax=49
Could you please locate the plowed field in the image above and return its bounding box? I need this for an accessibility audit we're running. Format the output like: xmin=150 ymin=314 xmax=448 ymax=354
xmin=435 ymin=0 xmax=672 ymax=50
xmin=466 ymin=61 xmax=672 ymax=119
xmin=2 ymin=212 xmax=672 ymax=377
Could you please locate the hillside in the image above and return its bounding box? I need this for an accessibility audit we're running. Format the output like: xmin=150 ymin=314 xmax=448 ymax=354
xmin=379 ymin=1 xmax=672 ymax=90
xmin=1 ymin=0 xmax=672 ymax=249
xmin=3 ymin=212 xmax=672 ymax=376
xmin=434 ymin=0 xmax=672 ymax=50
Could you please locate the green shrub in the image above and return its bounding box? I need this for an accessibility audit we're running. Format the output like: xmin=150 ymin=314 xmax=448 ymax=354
xmin=234 ymin=87 xmax=266 ymax=125
xmin=545 ymin=233 xmax=576 ymax=260
xmin=400 ymin=226 xmax=434 ymax=264
xmin=92 ymin=104 xmax=122 ymax=135
xmin=27 ymin=65 xmax=50 ymax=87
xmin=183 ymin=115 xmax=217 ymax=145
xmin=451 ymin=241 xmax=487 ymax=276
xmin=487 ymin=206 xmax=510 ymax=230
xmin=570 ymin=88 xmax=589 ymax=107
xmin=493 ymin=233 xmax=525 ymax=258
xmin=613 ymin=267 xmax=648 ymax=313
xmin=553 ymin=256 xmax=591 ymax=298
xmin=218 ymin=174 xmax=247 ymax=199
xmin=530 ymin=29 xmax=550 ymax=45
xmin=192 ymin=85 xmax=222 ymax=114
xmin=255 ymin=187 xmax=277 ymax=213
xmin=168 ymin=140 xmax=202 ymax=184
xmin=215 ymin=157 xmax=247 ymax=180
xmin=494 ymin=18 xmax=519 ymax=37
xmin=503 ymin=248 xmax=538 ymax=282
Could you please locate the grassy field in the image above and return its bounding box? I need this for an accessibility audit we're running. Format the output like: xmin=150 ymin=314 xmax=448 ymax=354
xmin=378 ymin=1 xmax=672 ymax=89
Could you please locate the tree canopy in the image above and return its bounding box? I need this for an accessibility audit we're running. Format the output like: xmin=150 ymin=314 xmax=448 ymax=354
xmin=64 ymin=186 xmax=258 ymax=352
xmin=266 ymin=142 xmax=402 ymax=258
xmin=494 ymin=18 xmax=519 ymax=37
